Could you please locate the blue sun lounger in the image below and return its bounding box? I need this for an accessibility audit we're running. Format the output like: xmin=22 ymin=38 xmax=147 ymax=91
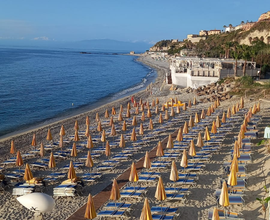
xmin=120 ymin=191 xmax=144 ymax=197
xmin=152 ymin=214 xmax=175 ymax=220
xmin=124 ymin=186 xmax=147 ymax=191
xmin=208 ymin=209 xmax=243 ymax=219
xmin=165 ymin=187 xmax=189 ymax=193
xmin=151 ymin=206 xmax=178 ymax=214
xmin=138 ymin=176 xmax=157 ymax=182
xmin=215 ymin=189 xmax=243 ymax=197
xmin=215 ymin=194 xmax=244 ymax=205
xmin=104 ymin=202 xmax=131 ymax=210
xmin=98 ymin=210 xmax=125 ymax=218
xmin=166 ymin=193 xmax=185 ymax=200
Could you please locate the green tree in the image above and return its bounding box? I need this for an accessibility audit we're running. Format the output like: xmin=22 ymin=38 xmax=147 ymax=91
xmin=241 ymin=45 xmax=251 ymax=76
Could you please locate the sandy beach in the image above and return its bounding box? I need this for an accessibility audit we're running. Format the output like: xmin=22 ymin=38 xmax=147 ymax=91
xmin=0 ymin=55 xmax=269 ymax=220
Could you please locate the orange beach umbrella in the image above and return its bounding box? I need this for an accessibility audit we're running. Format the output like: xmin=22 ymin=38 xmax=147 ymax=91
xmin=143 ymin=151 xmax=151 ymax=169
xmin=16 ymin=151 xmax=23 ymax=167
xmin=170 ymin=160 xmax=179 ymax=182
xmin=129 ymin=162 xmax=139 ymax=182
xmin=74 ymin=120 xmax=79 ymax=130
xmin=212 ymin=207 xmax=220 ymax=220
xmin=31 ymin=133 xmax=36 ymax=147
xmin=85 ymin=125 xmax=90 ymax=137
xmin=183 ymin=121 xmax=189 ymax=134
xmin=119 ymin=134 xmax=126 ymax=148
xmin=85 ymin=151 xmax=94 ymax=168
xmin=71 ymin=142 xmax=77 ymax=157
xmin=188 ymin=140 xmax=196 ymax=157
xmin=60 ymin=125 xmax=65 ymax=136
xmin=122 ymin=120 xmax=127 ymax=131
xmin=219 ymin=181 xmax=229 ymax=207
xmin=130 ymin=127 xmax=137 ymax=142
xmin=140 ymin=198 xmax=153 ymax=220
xmin=40 ymin=143 xmax=44 ymax=157
xmin=105 ymin=141 xmax=111 ymax=157
xmin=23 ymin=163 xmax=33 ymax=182
xmin=149 ymin=119 xmax=154 ymax=130
xmin=176 ymin=127 xmax=183 ymax=142
xmin=155 ymin=176 xmax=167 ymax=201
xmin=87 ymin=135 xmax=94 ymax=149
xmin=156 ymin=141 xmax=164 ymax=157
xmin=166 ymin=134 xmax=174 ymax=149
xmin=196 ymin=132 xmax=204 ymax=148
xmin=180 ymin=149 xmax=188 ymax=168
xmin=68 ymin=161 xmax=77 ymax=179
xmin=110 ymin=179 xmax=121 ymax=201
xmin=10 ymin=140 xmax=15 ymax=154
xmin=48 ymin=152 xmax=56 ymax=168
xmin=74 ymin=130 xmax=80 ymax=141
xmin=86 ymin=115 xmax=90 ymax=126
xmin=84 ymin=194 xmax=97 ymax=219
xmin=105 ymin=109 xmax=109 ymax=118
xmin=46 ymin=129 xmax=52 ymax=141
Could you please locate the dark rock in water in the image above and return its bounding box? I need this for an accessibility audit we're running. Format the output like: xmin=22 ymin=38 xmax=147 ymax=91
xmin=80 ymin=52 xmax=91 ymax=54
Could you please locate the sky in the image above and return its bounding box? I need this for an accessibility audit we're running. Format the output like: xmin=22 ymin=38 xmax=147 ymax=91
xmin=0 ymin=0 xmax=269 ymax=45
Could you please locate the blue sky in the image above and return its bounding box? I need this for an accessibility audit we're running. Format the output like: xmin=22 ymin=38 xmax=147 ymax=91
xmin=0 ymin=0 xmax=268 ymax=44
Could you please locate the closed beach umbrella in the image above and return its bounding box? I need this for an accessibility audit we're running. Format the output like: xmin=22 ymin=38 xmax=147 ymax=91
xmin=139 ymin=123 xmax=144 ymax=135
xmin=120 ymin=104 xmax=123 ymax=113
xmin=59 ymin=135 xmax=64 ymax=149
xmin=236 ymin=103 xmax=239 ymax=112
xmin=143 ymin=151 xmax=151 ymax=169
xmin=135 ymin=106 xmax=139 ymax=114
xmin=155 ymin=105 xmax=159 ymax=114
xmin=240 ymin=97 xmax=244 ymax=109
xmin=84 ymin=194 xmax=97 ymax=219
xmin=141 ymin=111 xmax=145 ymax=121
xmin=227 ymin=108 xmax=231 ymax=118
xmin=164 ymin=110 xmax=169 ymax=120
xmin=158 ymin=113 xmax=163 ymax=124
xmin=212 ymin=207 xmax=220 ymax=220
xmin=228 ymin=164 xmax=237 ymax=187
xmin=74 ymin=130 xmax=80 ymax=141
xmin=97 ymin=121 xmax=102 ymax=132
xmin=149 ymin=119 xmax=154 ymax=130
xmin=204 ymin=126 xmax=211 ymax=141
xmin=231 ymin=105 xmax=236 ymax=115
xmin=46 ymin=129 xmax=52 ymax=141
xmin=60 ymin=125 xmax=65 ymax=136
xmin=101 ymin=130 xmax=106 ymax=143
xmin=127 ymin=102 xmax=131 ymax=110
xmin=10 ymin=140 xmax=15 ymax=154
xmin=130 ymin=127 xmax=137 ymax=142
xmin=140 ymin=198 xmax=153 ymax=220
xmin=180 ymin=149 xmax=188 ymax=168
xmin=206 ymin=107 xmax=211 ymax=116
xmin=109 ymin=116 xmax=114 ymax=126
xmin=222 ymin=112 xmax=226 ymax=123
xmin=166 ymin=134 xmax=174 ymax=149
xmin=40 ymin=143 xmax=45 ymax=157
xmin=161 ymin=105 xmax=165 ymax=112
xmin=188 ymin=100 xmax=192 ymax=108
xmin=119 ymin=134 xmax=125 ymax=149
xmin=216 ymin=116 xmax=221 ymax=128
xmin=110 ymin=179 xmax=121 ymax=201
xmin=85 ymin=151 xmax=94 ymax=169
xmin=231 ymin=154 xmax=239 ymax=172
xmin=170 ymin=160 xmax=179 ymax=182
xmin=147 ymin=108 xmax=152 ymax=118
xmin=146 ymin=101 xmax=150 ymax=109
xmin=193 ymin=97 xmax=197 ymax=105
xmin=217 ymin=99 xmax=220 ymax=107
xmin=68 ymin=161 xmax=77 ymax=179
xmin=86 ymin=116 xmax=90 ymax=126
xmin=257 ymin=102 xmax=260 ymax=112
xmin=105 ymin=109 xmax=109 ymax=118
xmin=252 ymin=103 xmax=257 ymax=114
xmin=183 ymin=121 xmax=189 ymax=134
xmin=156 ymin=98 xmax=159 ymax=105
xmin=126 ymin=108 xmax=131 ymax=118
xmin=139 ymin=98 xmax=143 ymax=105
xmin=31 ymin=133 xmax=37 ymax=147
xmin=95 ymin=113 xmax=100 ymax=122
xmin=156 ymin=141 xmax=164 ymax=157
xmin=194 ymin=112 xmax=200 ymax=123
xmin=196 ymin=132 xmax=204 ymax=148
xmin=152 ymin=100 xmax=155 ymax=107
xmin=111 ymin=107 xmax=116 ymax=115
xmin=122 ymin=120 xmax=127 ymax=131
xmin=24 ymin=163 xmax=33 ymax=182
xmin=188 ymin=115 xmax=194 ymax=127
xmin=201 ymin=109 xmax=205 ymax=119
xmin=118 ymin=111 xmax=123 ymax=121
xmin=155 ymin=176 xmax=167 ymax=201
xmin=71 ymin=143 xmax=77 ymax=157
xmin=140 ymin=104 xmax=144 ymax=112
xmin=211 ymin=121 xmax=217 ymax=134
xmin=170 ymin=106 xmax=175 ymax=117
xmin=48 ymin=152 xmax=56 ymax=169
xmin=176 ymin=127 xmax=183 ymax=142
xmin=16 ymin=151 xmax=24 ymax=167
xmin=85 ymin=125 xmax=90 ymax=137
xmin=233 ymin=141 xmax=240 ymax=158
xmin=219 ymin=181 xmax=229 ymax=207
xmin=87 ymin=135 xmax=94 ymax=149
xmin=176 ymin=105 xmax=180 ymax=114
xmin=211 ymin=104 xmax=215 ymax=113
xmin=110 ymin=124 xmax=116 ymax=136
xmin=132 ymin=116 xmax=137 ymax=126
xmin=188 ymin=140 xmax=196 ymax=157
xmin=74 ymin=120 xmax=79 ymax=130
xmin=129 ymin=162 xmax=139 ymax=182
xmin=105 ymin=141 xmax=111 ymax=157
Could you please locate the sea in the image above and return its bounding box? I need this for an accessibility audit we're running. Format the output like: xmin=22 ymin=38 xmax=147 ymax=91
xmin=0 ymin=47 xmax=156 ymax=138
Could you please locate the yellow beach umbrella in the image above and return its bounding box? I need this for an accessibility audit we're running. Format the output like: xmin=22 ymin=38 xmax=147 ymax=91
xmin=74 ymin=120 xmax=79 ymax=130
xmin=183 ymin=121 xmax=189 ymax=134
xmin=188 ymin=140 xmax=196 ymax=157
xmin=132 ymin=116 xmax=137 ymax=126
xmin=240 ymin=97 xmax=244 ymax=109
xmin=156 ymin=98 xmax=159 ymax=105
xmin=71 ymin=142 xmax=77 ymax=157
xmin=217 ymin=99 xmax=220 ymax=107
xmin=130 ymin=127 xmax=137 ymax=142
xmin=227 ymin=108 xmax=231 ymax=118
xmin=129 ymin=162 xmax=139 ymax=182
xmin=111 ymin=107 xmax=116 ymax=115
xmin=141 ymin=111 xmax=145 ymax=122
xmin=188 ymin=115 xmax=194 ymax=127
xmin=85 ymin=125 xmax=90 ymax=137
xmin=46 ymin=129 xmax=52 ymax=141
xmin=122 ymin=120 xmax=127 ymax=131
xmin=164 ymin=110 xmax=169 ymax=120
xmin=222 ymin=112 xmax=226 ymax=123
xmin=140 ymin=198 xmax=153 ymax=220
xmin=200 ymin=109 xmax=205 ymax=119
xmin=212 ymin=207 xmax=220 ymax=220
xmin=147 ymin=108 xmax=152 ymax=118
xmin=101 ymin=129 xmax=106 ymax=143
xmin=161 ymin=105 xmax=165 ymax=112
xmin=74 ymin=130 xmax=80 ymax=141
xmin=206 ymin=107 xmax=211 ymax=116
xmin=180 ymin=149 xmax=188 ymax=168
xmin=59 ymin=135 xmax=64 ymax=149
xmin=176 ymin=105 xmax=180 ymax=114
xmin=216 ymin=116 xmax=221 ymax=128
xmin=86 ymin=115 xmax=90 ymax=126
xmin=87 ymin=135 xmax=94 ymax=149
xmin=149 ymin=119 xmax=154 ymax=130
xmin=97 ymin=121 xmax=102 ymax=132
xmin=120 ymin=104 xmax=123 ymax=113
xmin=156 ymin=141 xmax=164 ymax=157
xmin=105 ymin=141 xmax=111 ymax=158
xmin=105 ymin=109 xmax=109 ymax=118
xmin=40 ymin=143 xmax=44 ymax=157
xmin=24 ymin=163 xmax=33 ymax=183
xmin=214 ymin=100 xmax=217 ymax=109
xmin=143 ymin=151 xmax=151 ymax=169
xmin=84 ymin=194 xmax=97 ymax=219
xmin=252 ymin=103 xmax=257 ymax=114
xmin=196 ymin=132 xmax=204 ymax=148
xmin=166 ymin=134 xmax=174 ymax=149
xmin=211 ymin=104 xmax=215 ymax=113
xmin=155 ymin=176 xmax=167 ymax=201
xmin=85 ymin=151 xmax=94 ymax=170
xmin=170 ymin=160 xmax=179 ymax=182
xmin=10 ymin=140 xmax=15 ymax=154
xmin=68 ymin=161 xmax=77 ymax=179
xmin=126 ymin=108 xmax=131 ymax=118
xmin=257 ymin=102 xmax=260 ymax=112
xmin=194 ymin=113 xmax=200 ymax=123
xmin=233 ymin=141 xmax=240 ymax=158
xmin=155 ymin=105 xmax=159 ymax=114
xmin=219 ymin=181 xmax=229 ymax=207
xmin=119 ymin=134 xmax=126 ymax=149
xmin=211 ymin=121 xmax=217 ymax=134
xmin=193 ymin=97 xmax=197 ymax=105
xmin=139 ymin=123 xmax=144 ymax=136
xmin=118 ymin=111 xmax=123 ymax=121
xmin=16 ymin=151 xmax=24 ymax=167
xmin=204 ymin=126 xmax=211 ymax=141
xmin=182 ymin=103 xmax=187 ymax=111
xmin=236 ymin=103 xmax=239 ymax=112
xmin=188 ymin=100 xmax=192 ymax=108
xmin=176 ymin=127 xmax=183 ymax=142
xmin=48 ymin=152 xmax=56 ymax=168
xmin=231 ymin=154 xmax=239 ymax=172
xmin=228 ymin=165 xmax=237 ymax=187
xmin=159 ymin=113 xmax=163 ymax=124
xmin=110 ymin=124 xmax=117 ymax=136
xmin=31 ymin=133 xmax=37 ymax=147
xmin=110 ymin=179 xmax=121 ymax=201
xmin=60 ymin=125 xmax=65 ymax=136
xmin=170 ymin=107 xmax=175 ymax=117
xmin=231 ymin=105 xmax=236 ymax=115
xmin=109 ymin=116 xmax=114 ymax=126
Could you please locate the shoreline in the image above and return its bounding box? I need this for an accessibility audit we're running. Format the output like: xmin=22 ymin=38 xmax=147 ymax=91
xmin=0 ymin=55 xmax=169 ymax=161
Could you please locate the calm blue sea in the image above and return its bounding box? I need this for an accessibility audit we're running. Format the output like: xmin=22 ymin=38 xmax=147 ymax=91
xmin=0 ymin=47 xmax=156 ymax=137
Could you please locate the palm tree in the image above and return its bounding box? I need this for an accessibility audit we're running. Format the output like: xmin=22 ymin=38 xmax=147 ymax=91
xmin=232 ymin=43 xmax=241 ymax=77
xmin=241 ymin=45 xmax=251 ymax=76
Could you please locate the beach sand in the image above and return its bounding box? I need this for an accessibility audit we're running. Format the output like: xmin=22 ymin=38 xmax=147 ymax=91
xmin=0 ymin=55 xmax=269 ymax=220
